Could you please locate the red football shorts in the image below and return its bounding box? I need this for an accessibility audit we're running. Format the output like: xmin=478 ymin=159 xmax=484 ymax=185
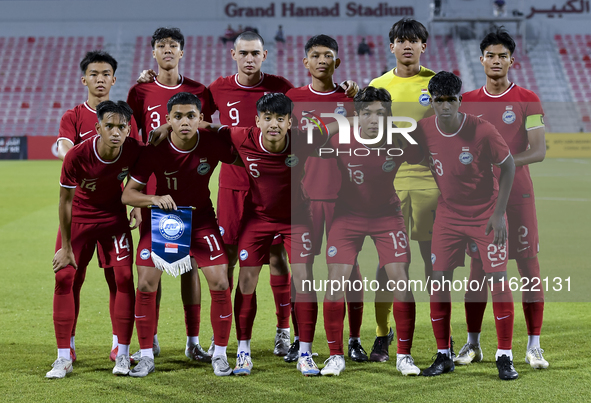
xmin=237 ymin=214 xmax=314 ymax=267
xmin=466 ymin=202 xmax=539 ymax=261
xmin=136 ymin=215 xmax=228 ymax=269
xmin=309 ymin=200 xmax=336 ymax=256
xmin=432 ymin=218 xmax=508 ymax=273
xmin=55 ymin=219 xmax=133 ymax=268
xmin=325 ymin=213 xmax=411 ymax=267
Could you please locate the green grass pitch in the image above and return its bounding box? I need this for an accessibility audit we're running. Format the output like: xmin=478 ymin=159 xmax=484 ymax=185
xmin=0 ymin=158 xmax=590 ymax=402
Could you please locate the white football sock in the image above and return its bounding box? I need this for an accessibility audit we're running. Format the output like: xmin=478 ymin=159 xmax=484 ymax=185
xmin=299 ymin=342 xmax=312 ymax=356
xmin=467 ymin=332 xmax=480 ymax=345
xmin=527 ymin=335 xmax=540 ymax=350
xmin=118 ymin=344 xmax=130 ymax=357
xmin=112 ymin=335 xmax=118 ymax=350
xmin=187 ymin=336 xmax=199 ymax=346
xmin=153 ymin=334 xmax=159 ymax=345
xmin=141 ymin=348 xmax=154 ymax=359
xmin=496 ymin=349 xmax=513 ymax=360
xmin=349 ymin=337 xmax=361 ymax=344
xmin=438 ymin=349 xmax=451 ymax=357
xmin=58 ymin=348 xmax=70 ymax=360
xmin=237 ymin=339 xmax=251 ymax=355
xmin=213 ymin=345 xmax=227 ymax=358
xmin=70 ymin=336 xmax=75 ymax=350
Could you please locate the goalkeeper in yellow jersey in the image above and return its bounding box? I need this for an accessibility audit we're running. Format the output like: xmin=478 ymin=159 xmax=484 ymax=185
xmin=368 ymin=18 xmax=442 ymax=362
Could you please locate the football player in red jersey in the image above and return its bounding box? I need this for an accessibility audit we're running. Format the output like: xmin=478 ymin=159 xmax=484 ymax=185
xmin=286 ymin=34 xmax=367 ymax=363
xmin=142 ymin=31 xmax=359 ymax=358
xmin=411 ymin=72 xmax=519 ymax=380
xmin=456 ymin=28 xmax=548 ymax=370
xmin=320 ymin=87 xmax=424 ymax=376
xmin=204 ymin=93 xmax=327 ymax=376
xmin=47 ymin=101 xmax=142 ymax=378
xmin=56 ymin=51 xmax=141 ymax=362
xmin=126 ymin=27 xmax=215 ymax=362
xmin=122 ymin=92 xmax=240 ymax=377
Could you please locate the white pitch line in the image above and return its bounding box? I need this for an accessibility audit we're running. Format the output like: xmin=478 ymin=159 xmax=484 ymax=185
xmin=537 ymin=197 xmax=591 ymax=202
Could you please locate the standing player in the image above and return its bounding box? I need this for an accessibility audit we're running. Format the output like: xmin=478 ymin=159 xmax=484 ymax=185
xmin=213 ymin=93 xmax=323 ymax=376
xmin=126 ymin=27 xmax=214 ymax=362
xmin=368 ymin=18 xmax=440 ymax=362
xmin=286 ymin=34 xmax=366 ymax=363
xmin=412 ymin=72 xmax=518 ymax=380
xmin=122 ymin=92 xmax=237 ymax=377
xmin=320 ymin=87 xmax=423 ymax=377
xmin=47 ymin=101 xmax=140 ymax=378
xmin=56 ymin=51 xmax=140 ymax=362
xmin=455 ymin=29 xmax=548 ymax=369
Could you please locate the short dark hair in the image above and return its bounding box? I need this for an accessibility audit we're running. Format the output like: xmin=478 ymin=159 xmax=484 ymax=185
xmin=167 ymin=92 xmax=202 ymax=113
xmin=353 ymin=87 xmax=392 ymax=114
xmin=234 ymin=31 xmax=265 ymax=48
xmin=256 ymin=93 xmax=292 ymax=116
xmin=151 ymin=27 xmax=185 ymax=50
xmin=480 ymin=27 xmax=516 ymax=55
xmin=304 ymin=34 xmax=338 ymax=56
xmin=428 ymin=71 xmax=463 ymax=98
xmin=389 ymin=18 xmax=429 ymax=44
xmin=96 ymin=100 xmax=133 ymax=123
xmin=80 ymin=50 xmax=118 ymax=74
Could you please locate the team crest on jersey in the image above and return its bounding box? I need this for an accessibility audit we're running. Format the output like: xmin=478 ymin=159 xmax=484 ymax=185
xmin=159 ymin=215 xmax=185 ymax=241
xmin=431 ymin=253 xmax=436 ymax=264
xmin=117 ymin=167 xmax=129 ymax=181
xmin=285 ymin=155 xmax=299 ymax=167
xmin=382 ymin=160 xmax=396 ymax=172
xmin=502 ymin=110 xmax=516 ymax=124
xmin=469 ymin=242 xmax=478 ymax=253
xmin=459 ymin=152 xmax=473 ymax=165
xmin=197 ymin=162 xmax=211 ymax=175
xmin=239 ymin=249 xmax=248 ymax=261
xmin=219 ymin=226 xmax=225 ymax=236
xmin=140 ymin=249 xmax=151 ymax=260
xmin=418 ymin=93 xmax=431 ymax=106
xmin=328 ymin=246 xmax=337 ymax=257
xmin=334 ymin=103 xmax=347 ymax=116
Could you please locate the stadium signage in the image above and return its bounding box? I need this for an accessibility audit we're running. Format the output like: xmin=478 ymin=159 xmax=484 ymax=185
xmin=0 ymin=136 xmax=27 ymax=160
xmin=224 ymin=2 xmax=414 ymax=17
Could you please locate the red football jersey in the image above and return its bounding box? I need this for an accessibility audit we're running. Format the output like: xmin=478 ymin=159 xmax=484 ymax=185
xmin=223 ymin=126 xmax=320 ymax=221
xmin=462 ymin=83 xmax=544 ymax=205
xmin=60 ymin=136 xmax=142 ymax=224
xmin=325 ymin=129 xmax=423 ymax=217
xmin=287 ymin=84 xmax=355 ymax=200
xmin=130 ymin=130 xmax=236 ymax=219
xmin=209 ymin=73 xmax=294 ymax=190
xmin=58 ymin=102 xmax=140 ymax=146
xmin=127 ymin=76 xmax=214 ymax=144
xmin=413 ymin=114 xmax=511 ymax=225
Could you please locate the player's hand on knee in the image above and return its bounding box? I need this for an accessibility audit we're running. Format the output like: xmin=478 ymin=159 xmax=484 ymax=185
xmin=53 ymin=248 xmax=77 ymax=273
xmin=152 ymin=195 xmax=177 ymax=211
xmin=137 ymin=69 xmax=157 ymax=83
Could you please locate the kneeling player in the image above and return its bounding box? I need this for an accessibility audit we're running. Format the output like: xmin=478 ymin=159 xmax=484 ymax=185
xmin=48 ymin=101 xmax=141 ymax=378
xmin=412 ymin=72 xmax=518 ymax=380
xmin=122 ymin=93 xmax=239 ymax=377
xmin=321 ymin=87 xmax=423 ymax=376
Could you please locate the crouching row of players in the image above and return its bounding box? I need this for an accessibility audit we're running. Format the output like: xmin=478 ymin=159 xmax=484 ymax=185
xmin=48 ymin=73 xmax=520 ymax=381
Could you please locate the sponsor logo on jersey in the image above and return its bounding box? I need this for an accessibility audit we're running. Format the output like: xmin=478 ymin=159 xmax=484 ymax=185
xmin=502 ymin=110 xmax=516 ymax=124
xmin=382 ymin=160 xmax=396 ymax=172
xmin=431 ymin=253 xmax=436 ymax=264
xmin=469 ymin=242 xmax=478 ymax=253
xmin=459 ymin=151 xmax=474 ymax=165
xmin=285 ymin=154 xmax=299 ymax=167
xmin=197 ymin=162 xmax=211 ymax=175
xmin=418 ymin=93 xmax=431 ymax=106
xmin=140 ymin=249 xmax=151 ymax=260
xmin=219 ymin=226 xmax=225 ymax=236
xmin=159 ymin=215 xmax=185 ymax=241
xmin=327 ymin=246 xmax=337 ymax=257
xmin=239 ymin=249 xmax=248 ymax=261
